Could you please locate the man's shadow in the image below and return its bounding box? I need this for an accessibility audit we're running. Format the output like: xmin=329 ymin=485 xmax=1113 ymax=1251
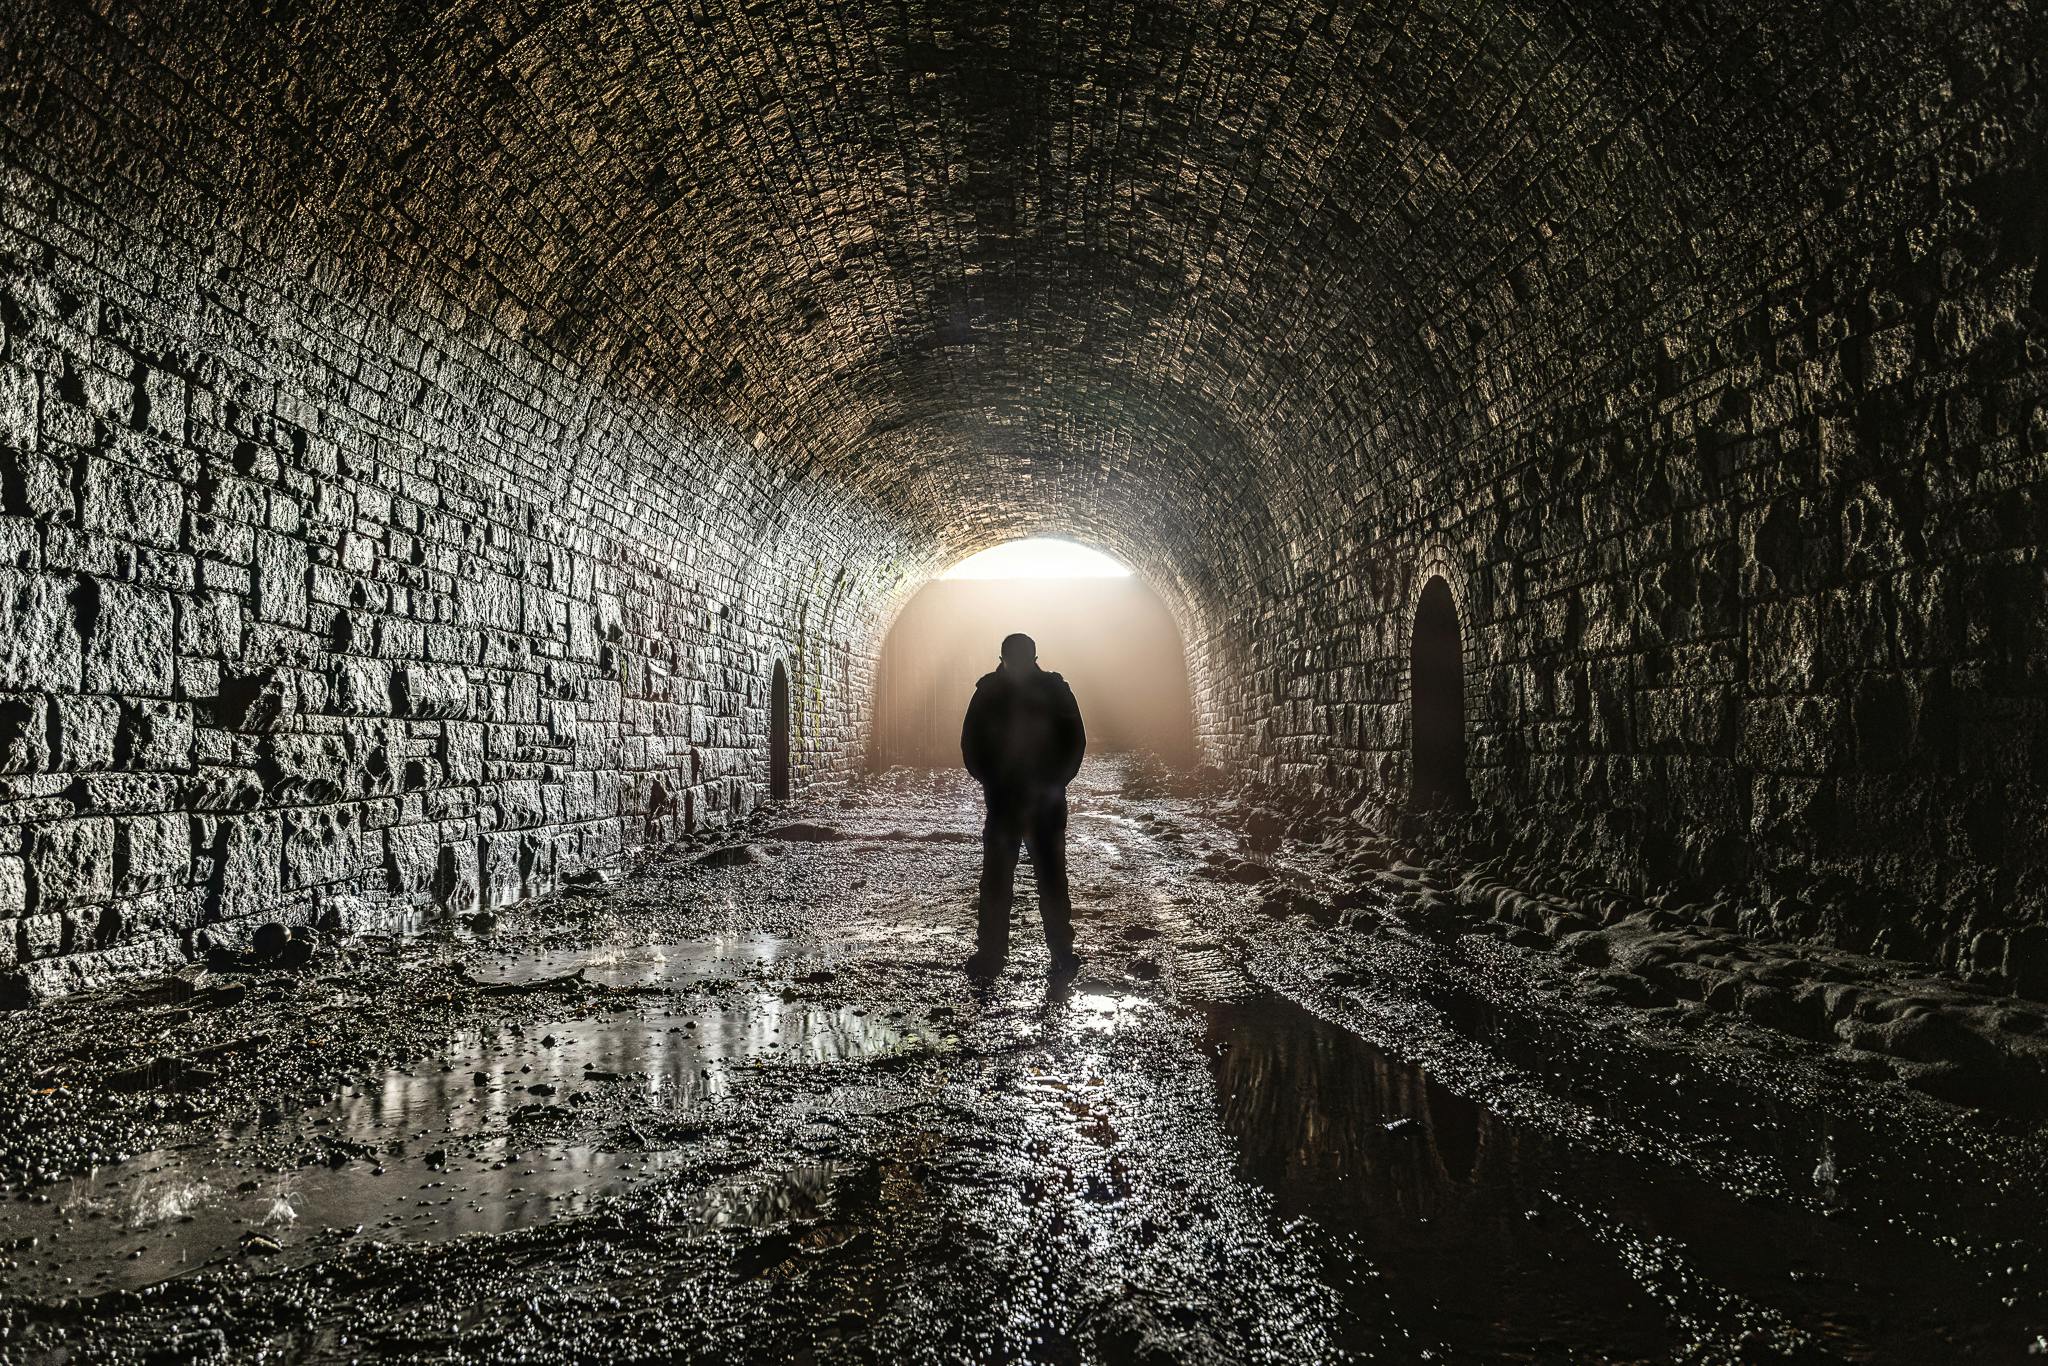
xmin=963 ymin=952 xmax=1085 ymax=1014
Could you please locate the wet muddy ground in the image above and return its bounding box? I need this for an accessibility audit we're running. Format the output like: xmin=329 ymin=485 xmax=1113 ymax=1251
xmin=2 ymin=757 xmax=2045 ymax=1363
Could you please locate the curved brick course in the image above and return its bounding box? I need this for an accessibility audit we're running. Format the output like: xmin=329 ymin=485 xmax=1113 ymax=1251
xmin=0 ymin=0 xmax=2043 ymax=994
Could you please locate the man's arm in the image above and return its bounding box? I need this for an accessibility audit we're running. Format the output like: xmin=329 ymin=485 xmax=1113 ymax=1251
xmin=961 ymin=685 xmax=990 ymax=783
xmin=1054 ymin=683 xmax=1085 ymax=785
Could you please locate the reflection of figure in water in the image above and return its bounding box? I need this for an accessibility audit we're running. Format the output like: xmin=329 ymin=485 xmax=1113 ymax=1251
xmin=960 ymin=633 xmax=1086 ymax=978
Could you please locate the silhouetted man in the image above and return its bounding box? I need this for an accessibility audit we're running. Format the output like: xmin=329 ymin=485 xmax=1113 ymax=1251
xmin=961 ymin=633 xmax=1085 ymax=979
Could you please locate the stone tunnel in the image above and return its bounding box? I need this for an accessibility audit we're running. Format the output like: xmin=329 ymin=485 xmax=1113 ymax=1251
xmin=0 ymin=1 xmax=2045 ymax=1360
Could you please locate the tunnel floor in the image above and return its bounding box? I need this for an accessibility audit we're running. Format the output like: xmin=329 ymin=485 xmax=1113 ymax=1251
xmin=2 ymin=758 xmax=2044 ymax=1364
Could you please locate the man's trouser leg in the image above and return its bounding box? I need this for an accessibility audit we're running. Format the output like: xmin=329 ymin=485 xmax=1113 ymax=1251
xmin=978 ymin=798 xmax=1025 ymax=957
xmin=1023 ymin=789 xmax=1073 ymax=956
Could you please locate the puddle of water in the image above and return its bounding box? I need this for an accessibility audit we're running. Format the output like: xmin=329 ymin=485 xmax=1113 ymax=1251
xmin=475 ymin=934 xmax=793 ymax=990
xmin=1 ymin=1143 xmax=684 ymax=1298
xmin=0 ymin=997 xmax=940 ymax=1300
xmin=1203 ymin=995 xmax=2040 ymax=1364
xmin=1065 ymin=990 xmax=1153 ymax=1037
xmin=333 ymin=997 xmax=934 ymax=1139
xmin=1205 ymin=995 xmax=1672 ymax=1360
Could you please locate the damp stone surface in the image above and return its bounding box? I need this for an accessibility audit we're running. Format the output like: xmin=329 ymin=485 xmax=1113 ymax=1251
xmin=2 ymin=760 xmax=2045 ymax=1362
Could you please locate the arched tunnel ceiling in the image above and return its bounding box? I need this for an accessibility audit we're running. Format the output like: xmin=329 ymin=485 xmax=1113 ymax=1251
xmin=36 ymin=0 xmax=2016 ymax=595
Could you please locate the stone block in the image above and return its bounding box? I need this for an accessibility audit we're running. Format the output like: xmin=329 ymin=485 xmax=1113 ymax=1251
xmin=383 ymin=822 xmax=439 ymax=895
xmin=497 ymin=778 xmax=543 ymax=829
xmin=210 ymin=812 xmax=283 ymax=917
xmin=423 ymin=786 xmax=477 ymax=821
xmin=0 ymin=693 xmax=48 ymax=773
xmin=0 ymin=856 xmax=26 ymax=915
xmin=375 ymin=616 xmax=424 ymax=657
xmin=0 ymin=569 xmax=83 ymax=692
xmin=333 ymin=657 xmax=393 ymax=715
xmin=79 ymin=771 xmax=182 ymax=811
xmin=564 ymin=769 xmax=600 ymax=821
xmin=81 ymin=578 xmax=174 ymax=694
xmin=393 ymin=665 xmax=470 ymax=719
xmin=81 ymin=458 xmax=182 ymax=549
xmin=118 ymin=700 xmax=196 ymax=771
xmin=1860 ymin=323 xmax=1914 ymax=388
xmin=183 ymin=766 xmax=265 ymax=812
xmin=329 ymin=608 xmax=374 ymax=653
xmin=283 ymin=805 xmax=367 ymax=889
xmin=215 ymin=665 xmax=297 ymax=731
xmin=0 ymin=517 xmax=31 ymax=569
xmin=1750 ymin=775 xmax=1831 ymax=847
xmin=479 ymin=830 xmax=525 ymax=909
xmin=19 ymin=910 xmax=67 ymax=960
xmin=506 ymin=672 xmax=541 ymax=723
xmin=423 ymin=623 xmax=475 ymax=664
xmin=1747 ymin=599 xmax=1821 ymax=690
xmin=521 ymin=584 xmax=563 ymax=637
xmin=434 ymin=834 xmax=479 ymax=917
xmin=252 ymin=530 xmax=308 ymax=627
xmin=177 ymin=590 xmax=244 ymax=660
xmin=0 ymin=362 xmax=36 ymax=452
xmin=117 ymin=813 xmax=190 ymax=891
xmin=1738 ymin=697 xmax=1843 ymax=775
xmin=461 ymin=573 xmax=521 ymax=631
xmin=1 ymin=447 xmax=73 ymax=523
xmin=28 ymin=817 xmax=115 ymax=908
xmin=261 ymin=731 xmax=351 ymax=805
xmin=45 ymin=525 xmax=120 ymax=575
xmin=13 ymin=932 xmax=186 ymax=999
xmin=442 ymin=721 xmax=485 ymax=782
xmin=52 ymin=695 xmax=119 ymax=769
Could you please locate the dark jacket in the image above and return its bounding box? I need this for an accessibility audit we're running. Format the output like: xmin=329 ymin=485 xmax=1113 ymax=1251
xmin=962 ymin=667 xmax=1086 ymax=792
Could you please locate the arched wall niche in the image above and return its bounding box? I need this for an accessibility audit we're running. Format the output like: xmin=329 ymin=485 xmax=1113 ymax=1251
xmin=769 ymin=658 xmax=792 ymax=803
xmin=1403 ymin=545 xmax=1480 ymax=814
xmin=1409 ymin=575 xmax=1471 ymax=814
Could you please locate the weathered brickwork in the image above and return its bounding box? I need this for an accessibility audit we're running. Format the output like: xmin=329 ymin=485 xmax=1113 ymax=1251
xmin=2 ymin=0 xmax=2044 ymax=994
xmin=0 ymin=62 xmax=922 ymax=999
xmin=1196 ymin=6 xmax=2048 ymax=988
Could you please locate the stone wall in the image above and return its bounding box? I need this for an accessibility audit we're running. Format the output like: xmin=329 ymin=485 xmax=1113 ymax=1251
xmin=0 ymin=138 xmax=918 ymax=1002
xmin=1212 ymin=11 xmax=2048 ymax=988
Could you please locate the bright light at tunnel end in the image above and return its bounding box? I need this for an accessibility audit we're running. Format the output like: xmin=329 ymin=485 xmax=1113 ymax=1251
xmin=940 ymin=537 xmax=1133 ymax=580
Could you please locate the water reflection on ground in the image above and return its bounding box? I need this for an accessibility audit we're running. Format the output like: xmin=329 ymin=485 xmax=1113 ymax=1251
xmin=0 ymin=996 xmax=935 ymax=1299
xmin=1204 ymin=994 xmax=1673 ymax=1360
xmin=1202 ymin=995 xmax=2031 ymax=1363
xmin=474 ymin=934 xmax=795 ymax=990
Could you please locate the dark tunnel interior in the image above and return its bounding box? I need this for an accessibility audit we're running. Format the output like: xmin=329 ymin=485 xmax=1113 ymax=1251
xmin=0 ymin=0 xmax=2045 ymax=1359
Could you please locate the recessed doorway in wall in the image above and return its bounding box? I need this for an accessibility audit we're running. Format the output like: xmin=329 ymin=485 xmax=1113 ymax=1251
xmin=1410 ymin=575 xmax=1470 ymax=812
xmin=769 ymin=659 xmax=791 ymax=802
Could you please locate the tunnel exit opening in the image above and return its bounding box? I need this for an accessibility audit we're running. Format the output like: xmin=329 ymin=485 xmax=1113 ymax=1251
xmin=1410 ymin=575 xmax=1470 ymax=813
xmin=872 ymin=539 xmax=1195 ymax=771
xmin=769 ymin=659 xmax=791 ymax=802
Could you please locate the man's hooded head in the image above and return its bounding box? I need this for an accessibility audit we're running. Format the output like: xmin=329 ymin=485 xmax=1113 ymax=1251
xmin=1000 ymin=633 xmax=1038 ymax=673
